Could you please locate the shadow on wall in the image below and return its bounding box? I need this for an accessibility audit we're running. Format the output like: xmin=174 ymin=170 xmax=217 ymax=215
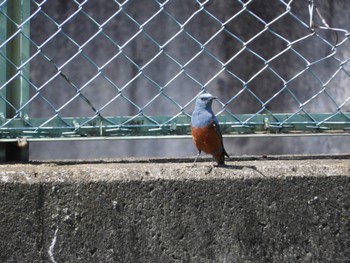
xmin=28 ymin=1 xmax=350 ymax=160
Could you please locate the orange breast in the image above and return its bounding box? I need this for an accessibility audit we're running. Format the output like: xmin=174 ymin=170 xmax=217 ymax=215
xmin=191 ymin=124 xmax=222 ymax=155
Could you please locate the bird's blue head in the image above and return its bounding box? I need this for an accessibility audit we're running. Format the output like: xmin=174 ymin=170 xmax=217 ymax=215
xmin=195 ymin=93 xmax=216 ymax=110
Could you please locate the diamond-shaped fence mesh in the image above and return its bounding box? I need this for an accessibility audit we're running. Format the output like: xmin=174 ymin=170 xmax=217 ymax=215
xmin=1 ymin=0 xmax=350 ymax=142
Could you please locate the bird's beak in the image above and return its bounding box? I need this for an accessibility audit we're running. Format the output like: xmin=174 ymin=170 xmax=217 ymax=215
xmin=211 ymin=96 xmax=217 ymax=100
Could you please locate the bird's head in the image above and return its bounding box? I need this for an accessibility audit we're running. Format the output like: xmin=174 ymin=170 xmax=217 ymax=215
xmin=195 ymin=93 xmax=217 ymax=110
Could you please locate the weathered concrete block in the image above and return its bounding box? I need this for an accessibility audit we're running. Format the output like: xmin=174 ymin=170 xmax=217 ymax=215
xmin=0 ymin=157 xmax=349 ymax=262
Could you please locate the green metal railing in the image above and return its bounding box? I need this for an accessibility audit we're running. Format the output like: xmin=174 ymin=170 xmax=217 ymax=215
xmin=1 ymin=0 xmax=30 ymax=160
xmin=0 ymin=0 xmax=350 ymax=160
xmin=1 ymin=113 xmax=350 ymax=141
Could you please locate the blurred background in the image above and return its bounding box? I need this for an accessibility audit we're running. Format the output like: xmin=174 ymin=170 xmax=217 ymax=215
xmin=24 ymin=0 xmax=350 ymax=160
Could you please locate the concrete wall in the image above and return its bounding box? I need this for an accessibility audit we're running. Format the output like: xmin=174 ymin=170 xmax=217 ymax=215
xmin=0 ymin=156 xmax=349 ymax=262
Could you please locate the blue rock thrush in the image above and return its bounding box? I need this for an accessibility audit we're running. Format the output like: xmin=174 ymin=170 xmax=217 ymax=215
xmin=191 ymin=93 xmax=229 ymax=165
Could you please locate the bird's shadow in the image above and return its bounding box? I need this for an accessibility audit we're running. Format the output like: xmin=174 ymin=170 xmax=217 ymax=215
xmin=225 ymin=164 xmax=266 ymax=177
xmin=199 ymin=164 xmax=266 ymax=177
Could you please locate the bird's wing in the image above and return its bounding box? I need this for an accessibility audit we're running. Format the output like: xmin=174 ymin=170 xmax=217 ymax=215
xmin=212 ymin=116 xmax=229 ymax=158
xmin=212 ymin=115 xmax=223 ymax=140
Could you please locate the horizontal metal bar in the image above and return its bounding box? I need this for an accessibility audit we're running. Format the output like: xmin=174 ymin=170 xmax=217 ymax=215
xmin=1 ymin=132 xmax=350 ymax=142
xmin=0 ymin=113 xmax=350 ymax=141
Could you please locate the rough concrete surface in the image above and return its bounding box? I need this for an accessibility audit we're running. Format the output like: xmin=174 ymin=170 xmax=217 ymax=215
xmin=0 ymin=156 xmax=349 ymax=262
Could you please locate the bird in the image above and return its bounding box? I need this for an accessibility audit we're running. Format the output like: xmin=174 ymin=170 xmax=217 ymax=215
xmin=191 ymin=93 xmax=229 ymax=166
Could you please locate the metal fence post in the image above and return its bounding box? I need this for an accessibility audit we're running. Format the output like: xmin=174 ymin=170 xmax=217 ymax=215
xmin=0 ymin=0 xmax=30 ymax=162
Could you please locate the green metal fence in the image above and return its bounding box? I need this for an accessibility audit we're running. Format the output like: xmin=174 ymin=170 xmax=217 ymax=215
xmin=0 ymin=0 xmax=350 ymax=157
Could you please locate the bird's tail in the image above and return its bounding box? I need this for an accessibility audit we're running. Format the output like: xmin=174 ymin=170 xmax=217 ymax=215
xmin=213 ymin=153 xmax=225 ymax=165
xmin=223 ymin=148 xmax=229 ymax=159
xmin=214 ymin=150 xmax=229 ymax=165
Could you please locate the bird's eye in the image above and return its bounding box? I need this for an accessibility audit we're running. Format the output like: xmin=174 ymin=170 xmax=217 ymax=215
xmin=200 ymin=98 xmax=206 ymax=101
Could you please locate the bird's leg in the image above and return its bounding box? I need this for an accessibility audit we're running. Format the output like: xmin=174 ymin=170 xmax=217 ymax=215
xmin=192 ymin=150 xmax=201 ymax=167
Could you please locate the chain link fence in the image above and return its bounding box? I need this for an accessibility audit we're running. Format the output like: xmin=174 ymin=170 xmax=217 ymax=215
xmin=1 ymin=0 xmax=350 ymax=147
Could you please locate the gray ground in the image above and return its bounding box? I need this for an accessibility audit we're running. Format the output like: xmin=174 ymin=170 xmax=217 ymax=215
xmin=2 ymin=154 xmax=350 ymax=181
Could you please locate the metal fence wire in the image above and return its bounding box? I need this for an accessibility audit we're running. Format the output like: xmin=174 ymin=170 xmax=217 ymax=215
xmin=0 ymin=0 xmax=350 ymax=141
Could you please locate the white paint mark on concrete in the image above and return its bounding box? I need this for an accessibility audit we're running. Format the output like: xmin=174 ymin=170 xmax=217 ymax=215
xmin=48 ymin=227 xmax=59 ymax=263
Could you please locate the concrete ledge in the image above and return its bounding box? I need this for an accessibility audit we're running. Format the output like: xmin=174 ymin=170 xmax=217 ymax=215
xmin=0 ymin=156 xmax=350 ymax=262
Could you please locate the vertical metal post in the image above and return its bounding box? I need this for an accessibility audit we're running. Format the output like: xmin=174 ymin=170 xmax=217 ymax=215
xmin=6 ymin=0 xmax=30 ymax=118
xmin=0 ymin=2 xmax=8 ymax=161
xmin=0 ymin=0 xmax=30 ymax=162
